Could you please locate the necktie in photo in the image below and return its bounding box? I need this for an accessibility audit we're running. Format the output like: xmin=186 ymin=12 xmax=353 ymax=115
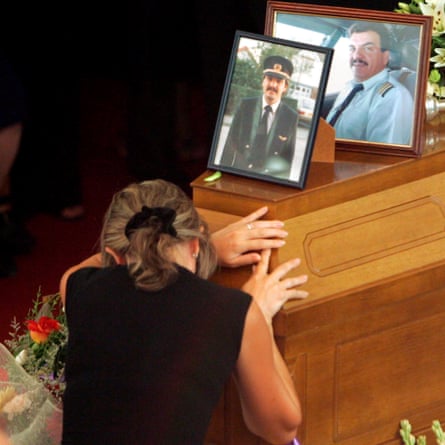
xmin=328 ymin=83 xmax=364 ymax=127
xmin=254 ymin=105 xmax=272 ymax=164
xmin=258 ymin=105 xmax=272 ymax=135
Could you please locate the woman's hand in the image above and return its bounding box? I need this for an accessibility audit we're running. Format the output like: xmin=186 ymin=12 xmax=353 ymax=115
xmin=242 ymin=249 xmax=308 ymax=324
xmin=211 ymin=206 xmax=288 ymax=268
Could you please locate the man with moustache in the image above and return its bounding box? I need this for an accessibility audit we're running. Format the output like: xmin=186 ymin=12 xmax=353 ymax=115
xmin=326 ymin=22 xmax=413 ymax=145
xmin=220 ymin=55 xmax=299 ymax=177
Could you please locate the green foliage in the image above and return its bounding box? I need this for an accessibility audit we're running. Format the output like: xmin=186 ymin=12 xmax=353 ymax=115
xmin=232 ymin=58 xmax=261 ymax=92
xmin=4 ymin=289 xmax=67 ymax=402
xmin=400 ymin=419 xmax=445 ymax=445
xmin=429 ymin=68 xmax=442 ymax=84
xmin=433 ymin=421 xmax=445 ymax=444
xmin=394 ymin=1 xmax=422 ymax=14
xmin=395 ymin=0 xmax=445 ymax=96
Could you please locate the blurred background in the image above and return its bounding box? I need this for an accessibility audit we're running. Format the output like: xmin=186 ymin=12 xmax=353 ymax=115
xmin=0 ymin=0 xmax=393 ymax=340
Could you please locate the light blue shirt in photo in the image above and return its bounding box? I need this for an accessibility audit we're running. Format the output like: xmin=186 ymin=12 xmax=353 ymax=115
xmin=326 ymin=69 xmax=414 ymax=145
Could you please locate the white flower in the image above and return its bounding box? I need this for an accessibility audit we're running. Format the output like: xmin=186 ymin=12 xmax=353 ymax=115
xmin=431 ymin=47 xmax=445 ymax=67
xmin=427 ymin=80 xmax=437 ymax=96
xmin=15 ymin=349 xmax=28 ymax=366
xmin=2 ymin=393 xmax=32 ymax=420
xmin=419 ymin=0 xmax=445 ymax=35
xmin=427 ymin=80 xmax=445 ymax=97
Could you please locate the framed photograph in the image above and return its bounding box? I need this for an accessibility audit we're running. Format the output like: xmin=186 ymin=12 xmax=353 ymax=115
xmin=207 ymin=30 xmax=333 ymax=189
xmin=265 ymin=1 xmax=433 ymax=157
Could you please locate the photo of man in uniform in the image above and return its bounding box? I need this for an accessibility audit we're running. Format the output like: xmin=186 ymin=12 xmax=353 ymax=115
xmin=219 ymin=55 xmax=299 ymax=178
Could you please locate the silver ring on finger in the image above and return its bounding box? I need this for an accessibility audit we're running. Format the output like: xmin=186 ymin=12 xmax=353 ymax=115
xmin=247 ymin=223 xmax=253 ymax=230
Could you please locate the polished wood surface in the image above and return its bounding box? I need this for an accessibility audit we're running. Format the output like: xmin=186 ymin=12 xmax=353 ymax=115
xmin=195 ymin=117 xmax=445 ymax=445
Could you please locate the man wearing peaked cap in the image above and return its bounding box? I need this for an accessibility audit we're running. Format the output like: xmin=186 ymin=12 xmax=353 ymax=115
xmin=220 ymin=54 xmax=299 ymax=179
xmin=263 ymin=55 xmax=294 ymax=80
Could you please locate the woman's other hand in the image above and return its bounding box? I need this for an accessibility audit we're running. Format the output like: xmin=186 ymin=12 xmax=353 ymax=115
xmin=242 ymin=249 xmax=308 ymax=324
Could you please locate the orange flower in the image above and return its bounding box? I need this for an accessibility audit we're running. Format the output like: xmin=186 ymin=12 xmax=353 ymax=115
xmin=26 ymin=316 xmax=61 ymax=344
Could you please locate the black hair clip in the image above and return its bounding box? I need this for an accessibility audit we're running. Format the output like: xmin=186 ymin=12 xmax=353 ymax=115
xmin=125 ymin=206 xmax=177 ymax=239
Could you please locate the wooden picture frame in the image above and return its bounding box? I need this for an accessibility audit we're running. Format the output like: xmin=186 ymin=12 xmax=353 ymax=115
xmin=265 ymin=1 xmax=433 ymax=157
xmin=207 ymin=30 xmax=333 ymax=189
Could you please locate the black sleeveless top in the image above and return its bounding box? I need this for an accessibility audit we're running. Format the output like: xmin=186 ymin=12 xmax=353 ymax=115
xmin=62 ymin=265 xmax=252 ymax=444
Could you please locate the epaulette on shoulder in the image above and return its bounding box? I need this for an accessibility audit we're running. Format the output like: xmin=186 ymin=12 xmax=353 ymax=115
xmin=378 ymin=81 xmax=394 ymax=97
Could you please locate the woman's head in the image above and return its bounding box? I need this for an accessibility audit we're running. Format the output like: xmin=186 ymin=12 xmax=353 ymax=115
xmin=100 ymin=179 xmax=217 ymax=290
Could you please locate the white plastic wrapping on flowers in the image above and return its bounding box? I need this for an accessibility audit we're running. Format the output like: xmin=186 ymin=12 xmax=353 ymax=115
xmin=0 ymin=344 xmax=62 ymax=445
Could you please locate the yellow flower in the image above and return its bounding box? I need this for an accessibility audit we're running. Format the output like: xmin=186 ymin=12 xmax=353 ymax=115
xmin=0 ymin=386 xmax=16 ymax=411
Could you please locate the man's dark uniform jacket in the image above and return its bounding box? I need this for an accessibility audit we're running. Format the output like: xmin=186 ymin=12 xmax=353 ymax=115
xmin=220 ymin=96 xmax=299 ymax=175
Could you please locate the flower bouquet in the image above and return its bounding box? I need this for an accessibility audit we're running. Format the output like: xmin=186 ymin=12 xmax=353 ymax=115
xmin=1 ymin=290 xmax=67 ymax=444
xmin=395 ymin=0 xmax=445 ymax=98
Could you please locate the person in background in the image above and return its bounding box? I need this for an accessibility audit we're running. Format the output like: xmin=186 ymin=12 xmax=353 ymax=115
xmin=3 ymin=3 xmax=85 ymax=221
xmin=220 ymin=55 xmax=299 ymax=178
xmin=326 ymin=22 xmax=413 ymax=145
xmin=0 ymin=50 xmax=34 ymax=277
xmin=59 ymin=179 xmax=308 ymax=445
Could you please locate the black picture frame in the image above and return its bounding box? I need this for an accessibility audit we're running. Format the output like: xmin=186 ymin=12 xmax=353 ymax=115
xmin=265 ymin=1 xmax=433 ymax=157
xmin=207 ymin=30 xmax=333 ymax=189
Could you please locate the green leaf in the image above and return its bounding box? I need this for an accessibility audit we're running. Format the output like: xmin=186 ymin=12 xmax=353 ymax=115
xmin=400 ymin=419 xmax=416 ymax=445
xmin=430 ymin=69 xmax=442 ymax=84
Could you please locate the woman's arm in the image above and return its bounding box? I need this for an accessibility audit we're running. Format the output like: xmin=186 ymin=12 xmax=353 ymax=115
xmin=59 ymin=206 xmax=287 ymax=303
xmin=59 ymin=247 xmax=126 ymax=305
xmin=59 ymin=253 xmax=102 ymax=304
xmin=234 ymin=249 xmax=308 ymax=444
xmin=234 ymin=302 xmax=301 ymax=444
